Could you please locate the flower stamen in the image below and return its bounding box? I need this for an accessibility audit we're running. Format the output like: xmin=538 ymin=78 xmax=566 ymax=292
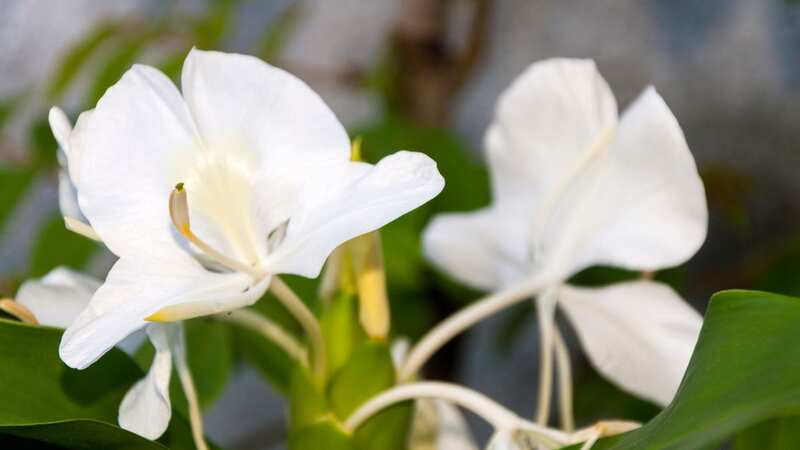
xmin=169 ymin=183 xmax=264 ymax=280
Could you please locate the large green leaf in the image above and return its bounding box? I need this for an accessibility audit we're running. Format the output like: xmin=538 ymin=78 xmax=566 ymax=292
xmin=0 ymin=319 xmax=210 ymax=449
xmin=0 ymin=420 xmax=168 ymax=450
xmin=288 ymin=417 xmax=354 ymax=450
xmin=563 ymin=290 xmax=800 ymax=450
xmin=733 ymin=415 xmax=800 ymax=449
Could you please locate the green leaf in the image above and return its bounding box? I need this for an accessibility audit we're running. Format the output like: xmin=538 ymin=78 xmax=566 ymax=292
xmin=31 ymin=215 xmax=98 ymax=277
xmin=288 ymin=417 xmax=354 ymax=450
xmin=0 ymin=420 xmax=168 ymax=450
xmin=321 ymin=293 xmax=365 ymax=376
xmin=288 ymin=365 xmax=328 ymax=429
xmin=563 ymin=290 xmax=800 ymax=450
xmin=0 ymin=319 xmax=140 ymax=425
xmin=0 ymin=168 xmax=35 ymax=236
xmin=0 ymin=319 xmax=215 ymax=449
xmin=327 ymin=340 xmax=412 ymax=450
xmin=734 ymin=415 xmax=800 ymax=449
xmin=47 ymin=22 xmax=120 ymax=101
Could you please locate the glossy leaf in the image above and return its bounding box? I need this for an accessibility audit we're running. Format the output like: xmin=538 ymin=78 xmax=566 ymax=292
xmin=563 ymin=290 xmax=800 ymax=450
xmin=321 ymin=293 xmax=365 ymax=376
xmin=0 ymin=319 xmax=201 ymax=449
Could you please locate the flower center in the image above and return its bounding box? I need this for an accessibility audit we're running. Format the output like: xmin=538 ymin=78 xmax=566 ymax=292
xmin=169 ymin=183 xmax=264 ymax=280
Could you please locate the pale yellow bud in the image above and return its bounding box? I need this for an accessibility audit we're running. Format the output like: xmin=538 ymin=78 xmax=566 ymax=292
xmin=352 ymin=231 xmax=390 ymax=340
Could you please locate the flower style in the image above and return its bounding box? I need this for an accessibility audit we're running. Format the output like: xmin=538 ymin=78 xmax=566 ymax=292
xmin=13 ymin=267 xmax=179 ymax=440
xmin=51 ymin=48 xmax=444 ymax=372
xmin=422 ymin=58 xmax=707 ymax=407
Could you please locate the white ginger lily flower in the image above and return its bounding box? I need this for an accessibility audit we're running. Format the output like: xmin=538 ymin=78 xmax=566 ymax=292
xmin=50 ymin=48 xmax=444 ymax=371
xmin=15 ymin=267 xmax=179 ymax=440
xmin=423 ymin=58 xmax=707 ymax=407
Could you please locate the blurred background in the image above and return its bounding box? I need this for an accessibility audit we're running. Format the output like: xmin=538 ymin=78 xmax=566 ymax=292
xmin=2 ymin=0 xmax=800 ymax=448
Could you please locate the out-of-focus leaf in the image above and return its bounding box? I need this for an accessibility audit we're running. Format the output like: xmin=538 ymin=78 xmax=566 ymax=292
xmin=733 ymin=415 xmax=800 ymax=449
xmin=562 ymin=290 xmax=800 ymax=450
xmin=29 ymin=117 xmax=59 ymax=168
xmin=31 ymin=215 xmax=97 ymax=277
xmin=288 ymin=417 xmax=354 ymax=450
xmin=257 ymin=3 xmax=301 ymax=61
xmin=288 ymin=365 xmax=328 ymax=429
xmin=322 ymin=293 xmax=365 ymax=376
xmin=86 ymin=34 xmax=154 ymax=106
xmin=47 ymin=22 xmax=120 ymax=101
xmin=193 ymin=0 xmax=236 ymax=48
xmin=0 ymin=168 xmax=34 ymax=235
xmin=328 ymin=340 xmax=412 ymax=450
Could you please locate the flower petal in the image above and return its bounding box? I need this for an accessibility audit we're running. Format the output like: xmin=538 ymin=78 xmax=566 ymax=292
xmin=59 ymin=255 xmax=255 ymax=369
xmin=267 ymin=151 xmax=444 ymax=278
xmin=16 ymin=267 xmax=99 ymax=328
xmin=539 ymin=87 xmax=707 ymax=279
xmin=181 ymin=48 xmax=351 ymax=233
xmin=423 ymin=205 xmax=529 ymax=291
xmin=48 ymin=107 xmax=71 ymax=155
xmin=76 ymin=63 xmax=200 ymax=261
xmin=558 ymin=280 xmax=702 ymax=406
xmin=410 ymin=399 xmax=478 ymax=450
xmin=118 ymin=323 xmax=177 ymax=440
xmin=487 ymin=58 xmax=617 ymax=205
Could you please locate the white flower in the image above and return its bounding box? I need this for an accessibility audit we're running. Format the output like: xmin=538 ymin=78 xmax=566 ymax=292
xmin=51 ymin=49 xmax=444 ymax=371
xmin=16 ymin=267 xmax=178 ymax=440
xmin=423 ymin=59 xmax=707 ymax=406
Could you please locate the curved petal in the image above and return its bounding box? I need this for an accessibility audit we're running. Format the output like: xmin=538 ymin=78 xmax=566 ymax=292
xmin=118 ymin=323 xmax=177 ymax=440
xmin=266 ymin=151 xmax=444 ymax=278
xmin=410 ymin=400 xmax=478 ymax=450
xmin=48 ymin=107 xmax=71 ymax=155
xmin=539 ymin=87 xmax=707 ymax=279
xmin=487 ymin=58 xmax=618 ymax=205
xmin=16 ymin=267 xmax=99 ymax=328
xmin=181 ymin=48 xmax=351 ymax=232
xmin=58 ymin=171 xmax=84 ymax=222
xmin=76 ymin=63 xmax=200 ymax=262
xmin=558 ymin=281 xmax=702 ymax=406
xmin=423 ymin=205 xmax=529 ymax=291
xmin=59 ymin=255 xmax=254 ymax=370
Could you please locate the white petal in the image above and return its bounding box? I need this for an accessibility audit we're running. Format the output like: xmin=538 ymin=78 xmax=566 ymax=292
xmin=58 ymin=170 xmax=84 ymax=222
xmin=66 ymin=109 xmax=93 ymax=189
xmin=487 ymin=58 xmax=617 ymax=205
xmin=16 ymin=267 xmax=99 ymax=328
xmin=118 ymin=323 xmax=178 ymax=440
xmin=558 ymin=281 xmax=702 ymax=406
xmin=267 ymin=151 xmax=444 ymax=278
xmin=423 ymin=205 xmax=529 ymax=291
xmin=410 ymin=399 xmax=478 ymax=450
xmin=539 ymin=87 xmax=707 ymax=279
xmin=59 ymin=255 xmax=256 ymax=370
xmin=181 ymin=49 xmax=351 ymax=233
xmin=76 ymin=64 xmax=200 ymax=261
xmin=48 ymin=107 xmax=72 ymax=155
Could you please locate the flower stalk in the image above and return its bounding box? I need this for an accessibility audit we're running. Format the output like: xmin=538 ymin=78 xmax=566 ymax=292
xmin=270 ymin=277 xmax=326 ymax=380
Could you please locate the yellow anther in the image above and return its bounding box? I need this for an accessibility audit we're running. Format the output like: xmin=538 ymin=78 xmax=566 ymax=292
xmin=0 ymin=298 xmax=39 ymax=325
xmin=167 ymin=183 xmax=264 ymax=280
xmin=350 ymin=136 xmax=363 ymax=162
xmin=169 ymin=182 xmax=191 ymax=237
